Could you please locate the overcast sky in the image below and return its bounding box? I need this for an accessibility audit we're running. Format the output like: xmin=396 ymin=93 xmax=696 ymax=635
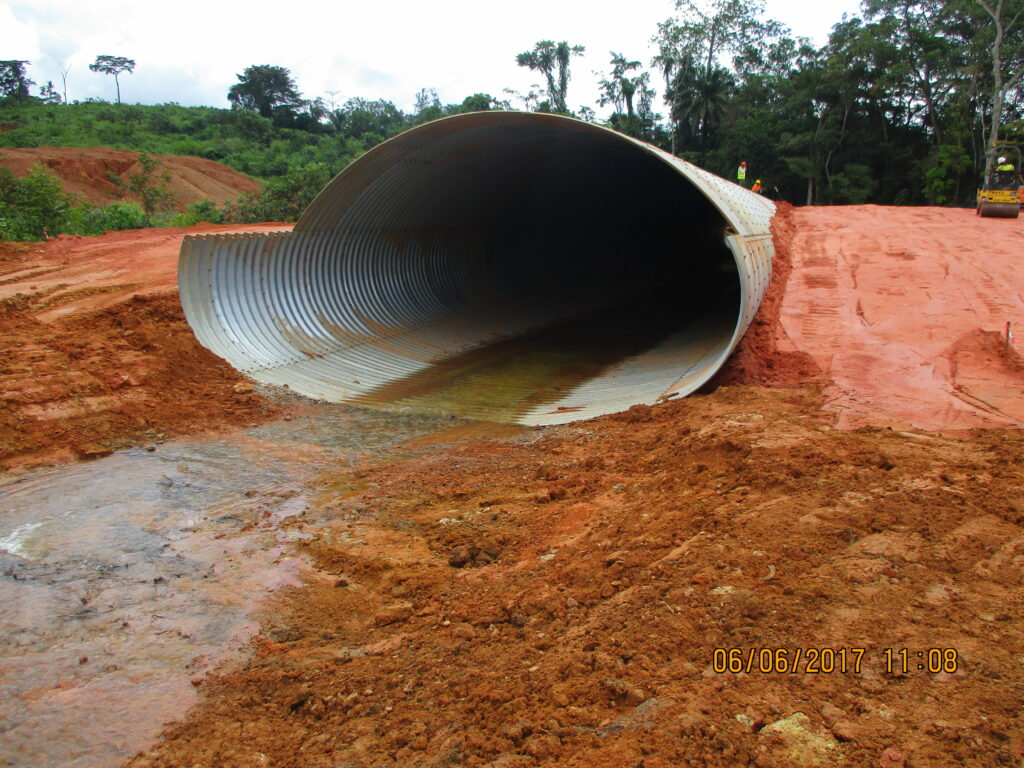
xmin=3 ymin=0 xmax=863 ymax=117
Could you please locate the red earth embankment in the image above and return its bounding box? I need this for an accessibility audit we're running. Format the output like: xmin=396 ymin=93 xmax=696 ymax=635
xmin=0 ymin=147 xmax=261 ymax=210
xmin=2 ymin=205 xmax=1023 ymax=467
xmin=0 ymin=223 xmax=290 ymax=470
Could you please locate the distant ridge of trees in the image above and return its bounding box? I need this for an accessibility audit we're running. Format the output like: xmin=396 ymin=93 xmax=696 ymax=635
xmin=1 ymin=0 xmax=1022 ymax=212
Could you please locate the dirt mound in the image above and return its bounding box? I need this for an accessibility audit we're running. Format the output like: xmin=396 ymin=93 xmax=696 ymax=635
xmin=0 ymin=292 xmax=276 ymax=468
xmin=712 ymin=201 xmax=827 ymax=389
xmin=0 ymin=147 xmax=261 ymax=210
xmin=0 ymin=222 xmax=289 ymax=470
xmin=126 ymin=387 xmax=1024 ymax=768
xmin=947 ymin=328 xmax=1024 ymax=424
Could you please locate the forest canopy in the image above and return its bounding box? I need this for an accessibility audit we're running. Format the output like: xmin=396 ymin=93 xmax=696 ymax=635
xmin=1 ymin=0 xmax=1022 ymax=214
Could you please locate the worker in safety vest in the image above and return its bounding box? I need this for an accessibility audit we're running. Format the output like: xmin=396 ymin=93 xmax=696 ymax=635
xmin=752 ymin=179 xmax=763 ymax=194
xmin=996 ymin=156 xmax=1016 ymax=171
xmin=737 ymin=161 xmax=747 ymax=185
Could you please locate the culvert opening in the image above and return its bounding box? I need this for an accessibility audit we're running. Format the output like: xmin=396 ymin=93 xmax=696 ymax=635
xmin=179 ymin=112 xmax=774 ymax=425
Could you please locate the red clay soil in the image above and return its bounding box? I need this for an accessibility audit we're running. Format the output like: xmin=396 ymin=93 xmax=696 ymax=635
xmin=2 ymin=206 xmax=1023 ymax=766
xmin=0 ymin=147 xmax=261 ymax=210
xmin=777 ymin=205 xmax=1024 ymax=432
xmin=0 ymin=223 xmax=289 ymax=470
xmin=712 ymin=202 xmax=827 ymax=390
xmin=125 ymin=389 xmax=1024 ymax=768
xmin=118 ymin=205 xmax=1024 ymax=768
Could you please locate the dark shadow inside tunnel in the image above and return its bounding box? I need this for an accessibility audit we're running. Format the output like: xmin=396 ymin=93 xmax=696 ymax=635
xmin=481 ymin=133 xmax=738 ymax=319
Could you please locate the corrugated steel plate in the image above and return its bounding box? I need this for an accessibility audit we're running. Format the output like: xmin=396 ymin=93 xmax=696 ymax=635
xmin=179 ymin=112 xmax=774 ymax=425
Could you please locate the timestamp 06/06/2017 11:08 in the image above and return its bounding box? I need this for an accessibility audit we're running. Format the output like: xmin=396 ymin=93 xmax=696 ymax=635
xmin=711 ymin=647 xmax=961 ymax=675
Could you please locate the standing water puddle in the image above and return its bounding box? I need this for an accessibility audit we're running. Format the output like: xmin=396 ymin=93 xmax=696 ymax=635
xmin=0 ymin=403 xmax=455 ymax=768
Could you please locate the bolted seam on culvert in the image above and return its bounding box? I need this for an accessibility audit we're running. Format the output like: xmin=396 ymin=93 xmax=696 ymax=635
xmin=178 ymin=111 xmax=775 ymax=425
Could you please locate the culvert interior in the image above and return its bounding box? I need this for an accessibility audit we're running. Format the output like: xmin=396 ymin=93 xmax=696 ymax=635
xmin=179 ymin=112 xmax=775 ymax=424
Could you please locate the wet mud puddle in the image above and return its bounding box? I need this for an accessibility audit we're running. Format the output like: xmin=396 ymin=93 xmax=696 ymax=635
xmin=0 ymin=404 xmax=456 ymax=768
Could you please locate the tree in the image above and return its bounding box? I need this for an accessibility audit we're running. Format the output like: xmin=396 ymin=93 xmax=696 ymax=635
xmin=324 ymin=90 xmax=342 ymax=111
xmin=89 ymin=55 xmax=135 ymax=104
xmin=0 ymin=60 xmax=34 ymax=101
xmin=924 ymin=144 xmax=973 ymax=203
xmin=292 ymin=97 xmax=329 ymax=132
xmin=655 ymin=0 xmax=785 ymax=152
xmin=457 ymin=93 xmax=506 ymax=112
xmin=227 ymin=65 xmax=304 ymax=121
xmin=515 ymin=40 xmax=585 ymax=114
xmin=862 ymin=0 xmax=961 ymax=147
xmin=60 ymin=64 xmax=71 ymax=103
xmin=331 ymin=97 xmax=405 ymax=139
xmin=599 ymin=53 xmax=642 ymax=117
xmin=657 ymin=0 xmax=786 ymax=80
xmin=108 ymin=152 xmax=175 ymax=224
xmin=503 ymin=85 xmax=544 ymax=112
xmin=974 ymin=0 xmax=1024 ymax=172
xmin=599 ymin=53 xmax=658 ymax=139
xmin=38 ymin=81 xmax=62 ymax=104
xmin=678 ymin=66 xmax=734 ymax=148
xmin=412 ymin=87 xmax=444 ymax=123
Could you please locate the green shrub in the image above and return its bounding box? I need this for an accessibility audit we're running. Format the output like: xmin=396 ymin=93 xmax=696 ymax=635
xmin=228 ymin=162 xmax=331 ymax=222
xmin=168 ymin=138 xmax=205 ymax=156
xmin=0 ymin=163 xmax=72 ymax=240
xmin=64 ymin=200 xmax=148 ymax=235
xmin=924 ymin=145 xmax=972 ymax=206
xmin=172 ymin=199 xmax=224 ymax=226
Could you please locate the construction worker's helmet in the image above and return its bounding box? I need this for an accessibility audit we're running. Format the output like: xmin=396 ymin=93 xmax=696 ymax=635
xmin=756 ymin=179 xmax=762 ymax=184
xmin=998 ymin=156 xmax=1007 ymax=163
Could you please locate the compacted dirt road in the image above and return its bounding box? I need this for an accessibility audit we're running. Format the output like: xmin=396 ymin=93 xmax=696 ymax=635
xmin=780 ymin=206 xmax=1024 ymax=432
xmin=1 ymin=206 xmax=1023 ymax=768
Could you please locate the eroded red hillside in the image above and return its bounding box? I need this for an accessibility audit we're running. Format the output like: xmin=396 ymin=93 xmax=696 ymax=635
xmin=0 ymin=147 xmax=261 ymax=210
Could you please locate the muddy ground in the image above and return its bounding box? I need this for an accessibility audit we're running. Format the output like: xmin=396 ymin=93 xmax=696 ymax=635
xmin=1 ymin=206 xmax=1023 ymax=767
xmin=125 ymin=390 xmax=1024 ymax=768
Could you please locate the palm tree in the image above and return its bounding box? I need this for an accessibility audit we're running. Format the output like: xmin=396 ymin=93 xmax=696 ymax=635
xmin=516 ymin=41 xmax=585 ymax=114
xmin=676 ymin=67 xmax=734 ymax=149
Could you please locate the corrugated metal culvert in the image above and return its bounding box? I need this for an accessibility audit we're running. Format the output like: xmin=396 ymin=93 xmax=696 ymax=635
xmin=179 ymin=111 xmax=775 ymax=425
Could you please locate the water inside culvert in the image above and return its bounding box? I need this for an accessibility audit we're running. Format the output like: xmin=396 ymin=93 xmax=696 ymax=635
xmin=351 ymin=284 xmax=739 ymax=423
xmin=0 ymin=403 xmax=457 ymax=768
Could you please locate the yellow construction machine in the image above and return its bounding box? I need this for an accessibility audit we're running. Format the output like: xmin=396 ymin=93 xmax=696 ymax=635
xmin=977 ymin=142 xmax=1022 ymax=218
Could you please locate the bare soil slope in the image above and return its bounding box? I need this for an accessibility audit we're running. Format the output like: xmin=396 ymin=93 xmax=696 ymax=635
xmin=0 ymin=223 xmax=289 ymax=469
xmin=0 ymin=147 xmax=261 ymax=209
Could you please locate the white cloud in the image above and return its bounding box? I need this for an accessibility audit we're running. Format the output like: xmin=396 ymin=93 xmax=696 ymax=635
xmin=0 ymin=3 xmax=41 ymax=61
xmin=9 ymin=0 xmax=862 ymax=112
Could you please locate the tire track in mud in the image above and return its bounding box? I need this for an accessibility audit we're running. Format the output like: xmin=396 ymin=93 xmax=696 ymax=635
xmin=780 ymin=205 xmax=1024 ymax=432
